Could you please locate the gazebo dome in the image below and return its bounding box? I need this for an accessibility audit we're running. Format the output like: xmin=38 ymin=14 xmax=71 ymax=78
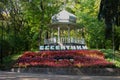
xmin=52 ymin=10 xmax=76 ymax=24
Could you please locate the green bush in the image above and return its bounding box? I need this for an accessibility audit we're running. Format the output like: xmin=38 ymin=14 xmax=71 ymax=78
xmin=101 ymin=49 xmax=120 ymax=68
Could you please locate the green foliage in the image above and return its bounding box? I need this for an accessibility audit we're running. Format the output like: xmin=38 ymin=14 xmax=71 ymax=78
xmin=1 ymin=52 xmax=22 ymax=70
xmin=0 ymin=0 xmax=119 ymax=58
xmin=70 ymin=0 xmax=106 ymax=49
xmin=101 ymin=49 xmax=120 ymax=67
xmin=100 ymin=49 xmax=114 ymax=58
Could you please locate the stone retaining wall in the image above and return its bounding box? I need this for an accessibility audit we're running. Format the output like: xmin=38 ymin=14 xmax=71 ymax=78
xmin=11 ymin=67 xmax=120 ymax=76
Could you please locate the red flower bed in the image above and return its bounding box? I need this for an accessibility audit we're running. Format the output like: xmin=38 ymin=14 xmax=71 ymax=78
xmin=14 ymin=50 xmax=113 ymax=68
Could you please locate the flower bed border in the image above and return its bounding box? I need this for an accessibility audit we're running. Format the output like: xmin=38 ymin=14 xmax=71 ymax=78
xmin=11 ymin=67 xmax=120 ymax=76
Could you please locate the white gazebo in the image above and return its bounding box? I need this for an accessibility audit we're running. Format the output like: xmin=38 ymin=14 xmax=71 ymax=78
xmin=40 ymin=10 xmax=87 ymax=50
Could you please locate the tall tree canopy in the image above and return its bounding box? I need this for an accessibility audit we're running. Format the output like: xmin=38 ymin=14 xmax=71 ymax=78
xmin=98 ymin=0 xmax=120 ymax=38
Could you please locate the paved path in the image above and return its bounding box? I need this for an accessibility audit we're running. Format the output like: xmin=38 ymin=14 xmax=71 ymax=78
xmin=0 ymin=71 xmax=120 ymax=80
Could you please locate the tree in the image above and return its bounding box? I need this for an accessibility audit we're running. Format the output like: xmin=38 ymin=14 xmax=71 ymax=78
xmin=98 ymin=0 xmax=120 ymax=50
xmin=68 ymin=0 xmax=106 ymax=48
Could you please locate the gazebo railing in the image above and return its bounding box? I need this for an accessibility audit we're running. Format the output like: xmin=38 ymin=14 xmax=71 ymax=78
xmin=44 ymin=37 xmax=85 ymax=44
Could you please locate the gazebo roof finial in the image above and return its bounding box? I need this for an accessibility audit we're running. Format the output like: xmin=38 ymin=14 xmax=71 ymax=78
xmin=63 ymin=0 xmax=66 ymax=10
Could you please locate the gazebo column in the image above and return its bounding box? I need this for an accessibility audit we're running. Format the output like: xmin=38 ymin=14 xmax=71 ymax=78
xmin=58 ymin=27 xmax=60 ymax=43
xmin=68 ymin=27 xmax=70 ymax=43
xmin=75 ymin=28 xmax=77 ymax=43
xmin=51 ymin=28 xmax=53 ymax=43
